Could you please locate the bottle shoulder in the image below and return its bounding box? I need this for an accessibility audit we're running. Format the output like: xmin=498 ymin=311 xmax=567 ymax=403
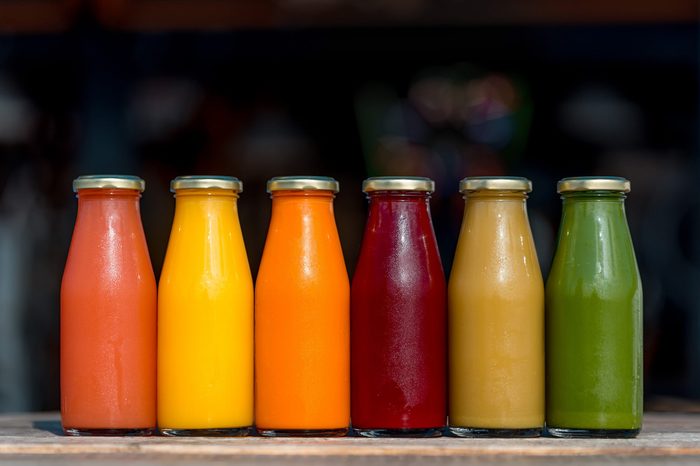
xmin=546 ymin=250 xmax=641 ymax=302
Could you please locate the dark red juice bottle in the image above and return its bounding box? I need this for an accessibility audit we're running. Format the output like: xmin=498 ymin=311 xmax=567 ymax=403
xmin=351 ymin=177 xmax=447 ymax=437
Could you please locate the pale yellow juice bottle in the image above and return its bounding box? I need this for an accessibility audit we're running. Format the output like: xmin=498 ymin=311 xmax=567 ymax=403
xmin=448 ymin=176 xmax=544 ymax=437
xmin=158 ymin=176 xmax=253 ymax=436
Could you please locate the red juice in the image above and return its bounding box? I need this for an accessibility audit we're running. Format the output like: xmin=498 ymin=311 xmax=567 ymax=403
xmin=351 ymin=177 xmax=446 ymax=437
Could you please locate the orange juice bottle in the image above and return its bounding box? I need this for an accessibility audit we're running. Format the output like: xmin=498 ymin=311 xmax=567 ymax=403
xmin=61 ymin=175 xmax=156 ymax=436
xmin=158 ymin=176 xmax=253 ymax=436
xmin=255 ymin=176 xmax=350 ymax=436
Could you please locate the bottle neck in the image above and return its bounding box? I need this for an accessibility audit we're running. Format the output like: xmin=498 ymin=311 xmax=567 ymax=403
xmin=462 ymin=191 xmax=529 ymax=219
xmin=73 ymin=189 xmax=146 ymax=243
xmin=271 ymin=190 xmax=336 ymax=199
xmin=267 ymin=190 xmax=339 ymax=243
xmin=361 ymin=190 xmax=441 ymax=267
xmin=459 ymin=193 xmax=531 ymax=251
xmin=556 ymin=191 xmax=630 ymax=248
xmin=172 ymin=189 xmax=239 ymax=226
xmin=76 ymin=188 xmax=142 ymax=212
xmin=553 ymin=191 xmax=637 ymax=283
xmin=561 ymin=190 xmax=626 ymax=203
xmin=367 ymin=190 xmax=430 ymax=202
xmin=270 ymin=190 xmax=336 ymax=213
xmin=463 ymin=190 xmax=528 ymax=202
xmin=174 ymin=189 xmax=239 ymax=203
xmin=77 ymin=188 xmax=141 ymax=199
xmin=560 ymin=191 xmax=626 ymax=219
xmin=366 ymin=191 xmax=432 ymax=220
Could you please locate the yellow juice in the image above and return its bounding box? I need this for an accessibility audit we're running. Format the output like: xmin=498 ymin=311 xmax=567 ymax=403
xmin=158 ymin=177 xmax=253 ymax=433
xmin=448 ymin=177 xmax=544 ymax=433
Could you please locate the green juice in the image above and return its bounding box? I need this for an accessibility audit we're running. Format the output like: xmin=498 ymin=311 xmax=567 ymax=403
xmin=546 ymin=179 xmax=642 ymax=438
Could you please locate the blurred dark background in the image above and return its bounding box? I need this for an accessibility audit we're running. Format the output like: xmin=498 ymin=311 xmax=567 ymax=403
xmin=0 ymin=0 xmax=698 ymax=413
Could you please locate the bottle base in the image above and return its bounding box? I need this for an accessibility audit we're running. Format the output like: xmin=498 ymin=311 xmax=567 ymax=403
xmin=63 ymin=427 xmax=155 ymax=437
xmin=546 ymin=426 xmax=640 ymax=438
xmin=160 ymin=426 xmax=253 ymax=437
xmin=258 ymin=427 xmax=348 ymax=437
xmin=354 ymin=427 xmax=443 ymax=438
xmin=448 ymin=426 xmax=542 ymax=438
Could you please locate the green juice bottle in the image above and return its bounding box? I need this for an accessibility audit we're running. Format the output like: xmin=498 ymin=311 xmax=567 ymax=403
xmin=546 ymin=177 xmax=642 ymax=438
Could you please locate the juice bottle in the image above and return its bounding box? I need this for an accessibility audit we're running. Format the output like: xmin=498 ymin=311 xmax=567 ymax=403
xmin=448 ymin=176 xmax=544 ymax=437
xmin=255 ymin=176 xmax=350 ymax=436
xmin=351 ymin=177 xmax=446 ymax=437
xmin=61 ymin=175 xmax=156 ymax=435
xmin=158 ymin=176 xmax=253 ymax=436
xmin=546 ymin=176 xmax=642 ymax=438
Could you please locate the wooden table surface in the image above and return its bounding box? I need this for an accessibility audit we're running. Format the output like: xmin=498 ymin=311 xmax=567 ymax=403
xmin=1 ymin=412 xmax=699 ymax=465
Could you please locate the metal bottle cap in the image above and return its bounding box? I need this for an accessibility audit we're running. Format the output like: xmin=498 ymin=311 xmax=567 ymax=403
xmin=557 ymin=177 xmax=630 ymax=193
xmin=267 ymin=176 xmax=339 ymax=193
xmin=362 ymin=176 xmax=435 ymax=193
xmin=459 ymin=176 xmax=532 ymax=193
xmin=170 ymin=176 xmax=243 ymax=193
xmin=73 ymin=175 xmax=145 ymax=193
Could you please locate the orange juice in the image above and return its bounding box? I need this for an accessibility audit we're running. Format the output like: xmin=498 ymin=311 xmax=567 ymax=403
xmin=158 ymin=176 xmax=253 ymax=436
xmin=255 ymin=176 xmax=350 ymax=436
xmin=448 ymin=177 xmax=544 ymax=437
xmin=61 ymin=175 xmax=156 ymax=435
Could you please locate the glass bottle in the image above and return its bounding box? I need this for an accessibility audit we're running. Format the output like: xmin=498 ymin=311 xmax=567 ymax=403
xmin=158 ymin=176 xmax=253 ymax=436
xmin=351 ymin=177 xmax=446 ymax=437
xmin=255 ymin=176 xmax=350 ymax=437
xmin=448 ymin=176 xmax=544 ymax=437
xmin=61 ymin=175 xmax=156 ymax=436
xmin=546 ymin=177 xmax=642 ymax=438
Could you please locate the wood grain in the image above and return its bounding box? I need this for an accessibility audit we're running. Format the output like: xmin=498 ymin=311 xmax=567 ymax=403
xmin=0 ymin=412 xmax=699 ymax=465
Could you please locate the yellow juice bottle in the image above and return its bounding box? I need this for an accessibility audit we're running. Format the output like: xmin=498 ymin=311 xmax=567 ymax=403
xmin=448 ymin=176 xmax=544 ymax=437
xmin=158 ymin=176 xmax=253 ymax=436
